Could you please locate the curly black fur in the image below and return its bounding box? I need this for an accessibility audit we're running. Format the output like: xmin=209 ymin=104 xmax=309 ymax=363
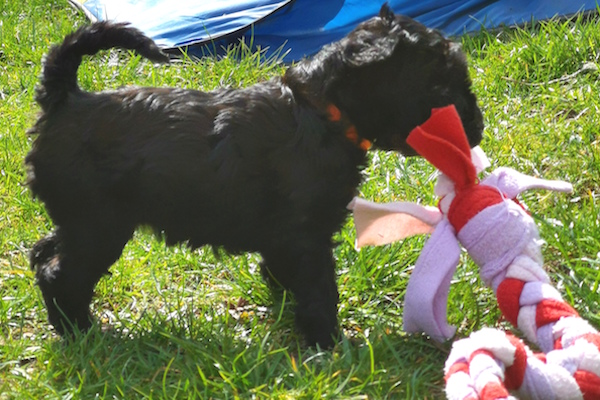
xmin=26 ymin=5 xmax=483 ymax=348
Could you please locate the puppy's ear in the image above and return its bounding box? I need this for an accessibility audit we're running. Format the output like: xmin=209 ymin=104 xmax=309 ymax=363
xmin=341 ymin=5 xmax=402 ymax=67
xmin=342 ymin=36 xmax=397 ymax=66
xmin=379 ymin=3 xmax=395 ymax=24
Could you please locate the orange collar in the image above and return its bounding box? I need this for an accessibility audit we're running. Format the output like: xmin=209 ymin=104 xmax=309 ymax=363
xmin=326 ymin=104 xmax=372 ymax=151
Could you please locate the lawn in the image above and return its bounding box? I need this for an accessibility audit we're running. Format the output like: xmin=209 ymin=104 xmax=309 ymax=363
xmin=1 ymin=0 xmax=599 ymax=399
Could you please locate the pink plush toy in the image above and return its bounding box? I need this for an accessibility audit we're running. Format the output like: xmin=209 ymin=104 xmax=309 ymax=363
xmin=349 ymin=105 xmax=600 ymax=399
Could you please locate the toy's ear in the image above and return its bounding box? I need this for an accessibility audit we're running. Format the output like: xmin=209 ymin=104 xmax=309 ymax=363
xmin=482 ymin=167 xmax=573 ymax=199
xmin=348 ymin=197 xmax=442 ymax=248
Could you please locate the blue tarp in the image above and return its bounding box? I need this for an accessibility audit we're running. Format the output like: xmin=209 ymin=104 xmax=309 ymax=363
xmin=70 ymin=0 xmax=599 ymax=62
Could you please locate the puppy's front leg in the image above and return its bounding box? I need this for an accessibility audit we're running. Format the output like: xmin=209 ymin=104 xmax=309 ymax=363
xmin=261 ymin=244 xmax=340 ymax=348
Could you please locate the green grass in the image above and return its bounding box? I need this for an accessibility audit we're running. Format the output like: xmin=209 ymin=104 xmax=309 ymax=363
xmin=1 ymin=0 xmax=599 ymax=398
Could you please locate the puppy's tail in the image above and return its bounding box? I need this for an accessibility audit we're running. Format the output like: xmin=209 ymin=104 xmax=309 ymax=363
xmin=36 ymin=22 xmax=169 ymax=112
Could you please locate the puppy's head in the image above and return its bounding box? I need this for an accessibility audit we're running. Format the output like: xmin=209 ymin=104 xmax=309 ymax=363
xmin=284 ymin=4 xmax=483 ymax=154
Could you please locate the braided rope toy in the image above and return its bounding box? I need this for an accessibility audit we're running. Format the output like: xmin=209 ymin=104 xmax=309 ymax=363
xmin=348 ymin=105 xmax=600 ymax=399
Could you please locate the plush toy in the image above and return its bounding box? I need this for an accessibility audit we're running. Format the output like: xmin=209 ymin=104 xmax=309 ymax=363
xmin=348 ymin=105 xmax=600 ymax=399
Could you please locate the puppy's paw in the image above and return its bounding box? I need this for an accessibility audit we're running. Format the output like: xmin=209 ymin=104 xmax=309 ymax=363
xmin=48 ymin=306 xmax=94 ymax=339
xmin=295 ymin=303 xmax=340 ymax=349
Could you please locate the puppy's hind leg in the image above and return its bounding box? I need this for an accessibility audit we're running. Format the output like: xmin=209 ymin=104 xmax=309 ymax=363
xmin=261 ymin=242 xmax=340 ymax=349
xmin=31 ymin=218 xmax=134 ymax=337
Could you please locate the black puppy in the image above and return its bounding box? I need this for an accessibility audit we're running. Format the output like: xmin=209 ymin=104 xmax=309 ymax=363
xmin=27 ymin=5 xmax=483 ymax=348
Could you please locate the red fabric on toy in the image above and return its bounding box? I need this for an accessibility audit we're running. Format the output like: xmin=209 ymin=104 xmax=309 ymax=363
xmin=554 ymin=338 xmax=563 ymax=350
xmin=534 ymin=353 xmax=547 ymax=363
xmin=581 ymin=333 xmax=600 ymax=349
xmin=574 ymin=370 xmax=600 ymax=400
xmin=469 ymin=348 xmax=495 ymax=362
xmin=406 ymin=105 xmax=476 ymax=190
xmin=447 ymin=185 xmax=504 ymax=233
xmin=445 ymin=360 xmax=469 ymax=380
xmin=468 ymin=349 xmax=512 ymax=400
xmin=535 ymin=298 xmax=579 ymax=327
xmin=496 ymin=278 xmax=525 ymax=326
xmin=504 ymin=334 xmax=528 ymax=390
xmin=480 ymin=382 xmax=511 ymax=400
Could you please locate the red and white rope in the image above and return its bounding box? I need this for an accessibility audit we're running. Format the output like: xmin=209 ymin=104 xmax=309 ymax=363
xmin=444 ymin=242 xmax=600 ymax=400
xmin=349 ymin=105 xmax=599 ymax=399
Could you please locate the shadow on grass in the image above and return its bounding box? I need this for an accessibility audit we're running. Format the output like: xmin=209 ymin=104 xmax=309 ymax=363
xmin=40 ymin=312 xmax=450 ymax=398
